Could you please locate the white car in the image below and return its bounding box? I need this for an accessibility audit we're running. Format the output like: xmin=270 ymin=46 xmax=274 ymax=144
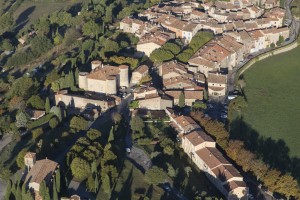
xmin=220 ymin=114 xmax=227 ymax=119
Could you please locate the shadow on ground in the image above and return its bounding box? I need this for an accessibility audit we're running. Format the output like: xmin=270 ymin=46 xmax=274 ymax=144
xmin=230 ymin=117 xmax=300 ymax=181
xmin=14 ymin=6 xmax=36 ymax=33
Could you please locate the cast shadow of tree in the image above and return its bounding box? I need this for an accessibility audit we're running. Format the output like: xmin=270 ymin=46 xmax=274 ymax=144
xmin=14 ymin=6 xmax=36 ymax=33
xmin=230 ymin=117 xmax=300 ymax=181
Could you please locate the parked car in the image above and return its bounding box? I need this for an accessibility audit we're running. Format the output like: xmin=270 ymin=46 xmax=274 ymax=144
xmin=220 ymin=114 xmax=227 ymax=119
xmin=161 ymin=183 xmax=172 ymax=192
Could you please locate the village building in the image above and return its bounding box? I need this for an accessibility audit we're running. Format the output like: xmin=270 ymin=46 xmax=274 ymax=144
xmin=133 ymin=86 xmax=158 ymax=100
xmin=165 ymin=90 xmax=204 ymax=106
xmin=248 ymin=30 xmax=266 ymax=53
xmin=138 ymin=94 xmax=173 ymax=110
xmin=163 ymin=75 xmax=196 ymax=90
xmin=25 ymin=109 xmax=46 ymax=121
xmin=262 ymin=27 xmax=290 ymax=47
xmin=207 ymin=73 xmax=227 ymax=97
xmin=137 ymin=31 xmax=175 ymax=56
xmin=54 ymin=90 xmax=115 ymax=112
xmin=131 ymin=65 xmax=149 ymax=85
xmin=169 ymin=114 xmax=201 ymax=135
xmin=78 ymin=61 xmax=129 ymax=94
xmin=159 ymin=61 xmax=188 ymax=79
xmin=24 ymin=152 xmax=58 ymax=196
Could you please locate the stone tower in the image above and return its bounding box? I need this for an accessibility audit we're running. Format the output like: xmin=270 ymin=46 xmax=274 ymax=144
xmin=24 ymin=152 xmax=36 ymax=170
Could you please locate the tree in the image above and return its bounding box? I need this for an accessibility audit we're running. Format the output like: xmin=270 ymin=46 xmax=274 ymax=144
xmin=50 ymin=106 xmax=62 ymax=122
xmin=1 ymin=39 xmax=14 ymax=51
xmin=70 ymin=157 xmax=91 ymax=180
xmin=94 ymin=174 xmax=99 ymax=193
xmin=83 ymin=21 xmax=102 ymax=38
xmin=56 ymin=168 xmax=61 ymax=193
xmin=32 ymin=128 xmax=43 ymax=140
xmin=150 ymin=49 xmax=174 ymax=63
xmin=108 ymin=127 xmax=114 ymax=143
xmin=16 ymin=112 xmax=29 ymax=128
xmin=102 ymin=174 xmax=111 ymax=195
xmin=70 ymin=116 xmax=88 ymax=131
xmin=162 ymin=43 xmax=181 ymax=55
xmin=276 ymin=35 xmax=284 ymax=46
xmin=145 ymin=166 xmax=168 ymax=185
xmin=130 ymin=116 xmax=145 ymax=133
xmin=86 ymin=175 xmax=95 ymax=192
xmin=163 ymin=145 xmax=174 ymax=156
xmin=49 ymin=117 xmax=59 ymax=129
xmin=9 ymin=96 xmax=25 ymax=111
xmin=27 ymin=95 xmax=45 ymax=109
xmin=87 ymin=129 xmax=102 ymax=141
xmin=45 ymin=97 xmax=50 ymax=113
xmin=53 ymin=179 xmax=58 ymax=200
xmin=9 ymin=77 xmax=36 ymax=99
xmin=112 ymin=113 xmax=122 ymax=124
xmin=179 ymin=92 xmax=185 ymax=108
xmin=166 ymin=163 xmax=177 ymax=178
xmin=17 ymin=149 xmax=27 ymax=169
xmin=184 ymin=166 xmax=192 ymax=177
xmin=4 ymin=179 xmax=12 ymax=200
xmin=39 ymin=181 xmax=48 ymax=199
xmin=15 ymin=182 xmax=21 ymax=200
xmin=30 ymin=36 xmax=53 ymax=55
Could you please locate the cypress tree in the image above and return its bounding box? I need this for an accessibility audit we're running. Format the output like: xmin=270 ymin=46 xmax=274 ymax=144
xmin=75 ymin=68 xmax=79 ymax=85
xmin=53 ymin=180 xmax=58 ymax=200
xmin=94 ymin=174 xmax=99 ymax=193
xmin=21 ymin=183 xmax=26 ymax=199
xmin=102 ymin=174 xmax=111 ymax=196
xmin=108 ymin=127 xmax=114 ymax=143
xmin=55 ymin=168 xmax=61 ymax=193
xmin=4 ymin=179 xmax=12 ymax=200
xmin=179 ymin=92 xmax=185 ymax=108
xmin=45 ymin=97 xmax=50 ymax=113
xmin=16 ymin=183 xmax=22 ymax=200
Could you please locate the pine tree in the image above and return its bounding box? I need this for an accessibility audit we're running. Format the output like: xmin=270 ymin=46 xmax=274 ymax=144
xmin=53 ymin=180 xmax=58 ymax=200
xmin=45 ymin=97 xmax=50 ymax=113
xmin=108 ymin=127 xmax=114 ymax=143
xmin=4 ymin=179 xmax=12 ymax=200
xmin=55 ymin=168 xmax=61 ymax=193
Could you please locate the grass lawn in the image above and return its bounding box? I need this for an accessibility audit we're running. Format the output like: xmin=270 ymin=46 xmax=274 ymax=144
xmin=13 ymin=0 xmax=83 ymax=31
xmin=108 ymin=159 xmax=165 ymax=200
xmin=237 ymin=46 xmax=300 ymax=158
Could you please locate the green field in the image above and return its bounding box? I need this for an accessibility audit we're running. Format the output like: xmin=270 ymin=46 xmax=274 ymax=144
xmin=239 ymin=46 xmax=300 ymax=158
xmin=13 ymin=0 xmax=82 ymax=31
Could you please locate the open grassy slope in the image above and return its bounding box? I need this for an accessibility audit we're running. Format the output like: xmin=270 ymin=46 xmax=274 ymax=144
xmin=241 ymin=46 xmax=300 ymax=157
xmin=13 ymin=0 xmax=82 ymax=31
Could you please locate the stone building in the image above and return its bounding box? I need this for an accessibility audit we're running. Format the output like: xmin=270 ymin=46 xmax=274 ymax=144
xmin=24 ymin=152 xmax=58 ymax=193
xmin=79 ymin=61 xmax=129 ymax=94
xmin=131 ymin=65 xmax=149 ymax=85
xmin=207 ymin=73 xmax=227 ymax=97
xmin=138 ymin=94 xmax=173 ymax=110
xmin=54 ymin=90 xmax=115 ymax=112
